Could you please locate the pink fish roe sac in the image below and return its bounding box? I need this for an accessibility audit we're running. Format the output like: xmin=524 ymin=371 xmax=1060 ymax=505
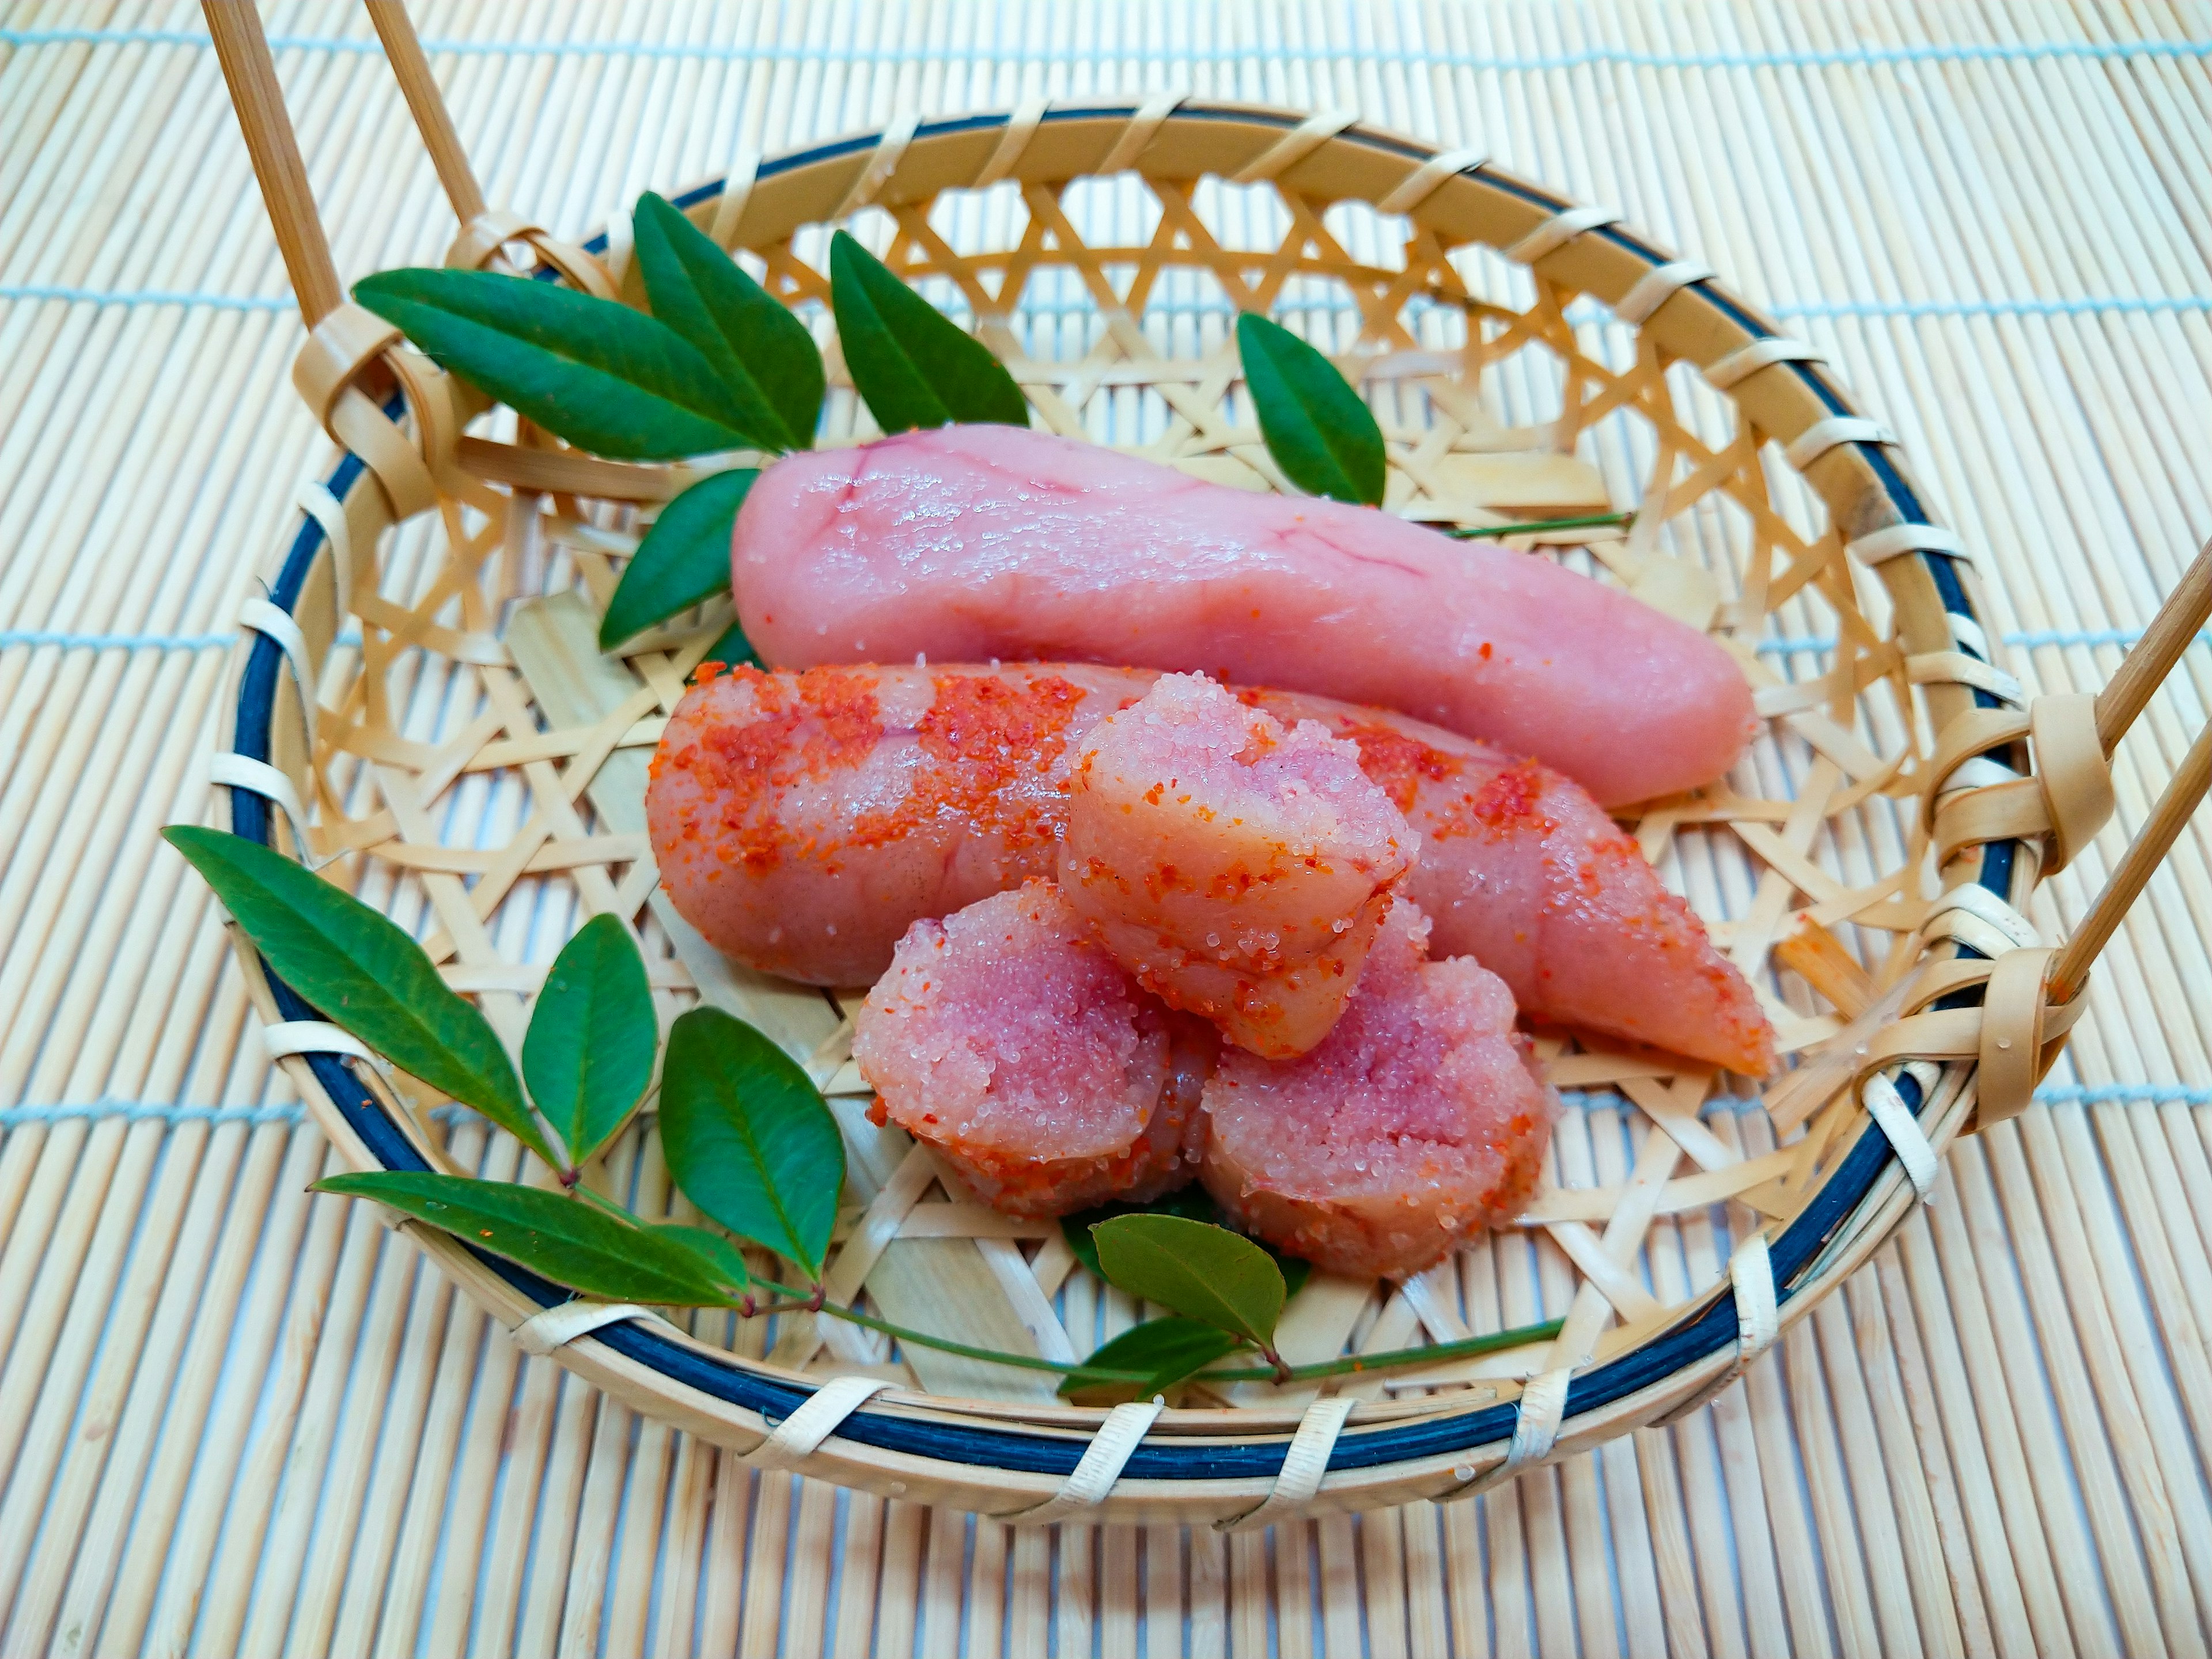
xmin=1058 ymin=673 xmax=1417 ymax=1060
xmin=852 ymin=881 xmax=1208 ymax=1217
xmin=731 ymin=425 xmax=1758 ymax=805
xmin=1199 ymin=900 xmax=1556 ymax=1280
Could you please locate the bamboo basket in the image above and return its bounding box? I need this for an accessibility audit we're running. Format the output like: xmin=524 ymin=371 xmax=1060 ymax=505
xmin=194 ymin=2 xmax=2212 ymax=1527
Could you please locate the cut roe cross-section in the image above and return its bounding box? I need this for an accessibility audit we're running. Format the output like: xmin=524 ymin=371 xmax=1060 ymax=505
xmin=1059 ymin=673 xmax=1416 ymax=1059
xmin=853 ymin=881 xmax=1209 ymax=1218
xmin=1199 ymin=899 xmax=1556 ymax=1279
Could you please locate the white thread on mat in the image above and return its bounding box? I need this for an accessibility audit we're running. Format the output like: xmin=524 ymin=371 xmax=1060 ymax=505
xmin=832 ymin=112 xmax=920 ymax=219
xmin=747 ymin=1375 xmax=896 ymax=1471
xmin=1501 ymin=203 xmax=1618 ymax=266
xmin=14 ymin=28 xmax=2212 ymax=73
xmin=1863 ymin=1073 xmax=1941 ymax=1200
xmin=1228 ymin=109 xmax=1357 ymax=184
xmin=1703 ymin=336 xmax=1823 ymax=389
xmin=1613 ymin=259 xmax=1714 ymax=325
xmin=1374 ymin=145 xmax=1488 ymax=215
xmin=1846 ymin=521 xmax=1971 ymax=567
xmin=262 ymin=1021 xmax=373 ymax=1063
xmin=238 ymin=596 xmax=319 ymax=745
xmin=1215 ymin=1396 xmax=1355 ymax=1532
xmin=999 ymin=1399 xmax=1164 ymax=1524
xmin=974 ymin=95 xmax=1050 ymax=187
xmin=1783 ymin=416 xmax=1896 ymax=469
xmin=1446 ymin=1366 xmax=1572 ymax=1497
xmin=1098 ymin=92 xmax=1185 ymax=176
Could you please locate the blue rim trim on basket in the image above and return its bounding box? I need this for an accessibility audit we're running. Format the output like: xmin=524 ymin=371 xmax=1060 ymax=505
xmin=230 ymin=107 xmax=2008 ymax=1485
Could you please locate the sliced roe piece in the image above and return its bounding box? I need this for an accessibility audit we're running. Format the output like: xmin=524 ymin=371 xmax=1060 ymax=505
xmin=853 ymin=881 xmax=1208 ymax=1217
xmin=1059 ymin=672 xmax=1417 ymax=1058
xmin=1198 ymin=899 xmax=1557 ymax=1279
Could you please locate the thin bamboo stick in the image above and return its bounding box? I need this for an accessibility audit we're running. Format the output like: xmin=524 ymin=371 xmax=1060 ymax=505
xmin=364 ymin=0 xmax=487 ymax=225
xmin=2054 ymin=718 xmax=2212 ymax=1002
xmin=203 ymin=0 xmax=344 ymax=325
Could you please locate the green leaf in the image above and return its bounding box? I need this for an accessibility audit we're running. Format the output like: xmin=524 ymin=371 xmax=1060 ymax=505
xmin=828 ymin=230 xmax=1028 ymax=433
xmin=647 ymin=1222 xmax=753 ymax=1297
xmin=1063 ymin=1189 xmax=1311 ymax=1300
xmin=659 ymin=1008 xmax=845 ymax=1278
xmin=1091 ymin=1213 xmax=1286 ymax=1346
xmin=521 ymin=914 xmax=657 ymax=1168
xmin=599 ymin=469 xmax=756 ymax=650
xmin=1057 ymin=1318 xmax=1244 ymax=1403
xmin=1235 ymin=311 xmax=1387 ymax=506
xmin=1062 ymin=1188 xmax=1214 ymax=1280
xmin=692 ymin=617 xmax=763 ymax=679
xmin=315 ymin=1171 xmax=737 ymax=1304
xmin=164 ymin=826 xmax=552 ymax=1165
xmin=353 ymin=268 xmax=776 ymax=460
xmin=632 ymin=191 xmax=823 ymax=450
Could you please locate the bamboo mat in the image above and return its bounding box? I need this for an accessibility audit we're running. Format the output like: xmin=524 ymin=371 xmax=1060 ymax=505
xmin=4 ymin=1 xmax=2212 ymax=1653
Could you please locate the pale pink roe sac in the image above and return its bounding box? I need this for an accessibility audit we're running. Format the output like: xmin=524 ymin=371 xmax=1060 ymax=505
xmin=853 ymin=881 xmax=1208 ymax=1217
xmin=1059 ymin=673 xmax=1417 ymax=1060
xmin=1199 ymin=900 xmax=1557 ymax=1280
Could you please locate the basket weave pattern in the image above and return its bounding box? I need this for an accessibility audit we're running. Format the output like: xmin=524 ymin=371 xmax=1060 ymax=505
xmin=219 ymin=103 xmax=2074 ymax=1522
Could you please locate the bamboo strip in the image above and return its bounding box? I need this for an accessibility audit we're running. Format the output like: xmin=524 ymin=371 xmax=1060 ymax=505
xmin=8 ymin=0 xmax=2212 ymax=1649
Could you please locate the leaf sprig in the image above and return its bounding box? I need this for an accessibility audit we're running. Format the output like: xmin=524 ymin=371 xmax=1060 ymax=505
xmin=168 ymin=824 xmax=1559 ymax=1396
xmin=215 ymin=196 xmax=1601 ymax=1402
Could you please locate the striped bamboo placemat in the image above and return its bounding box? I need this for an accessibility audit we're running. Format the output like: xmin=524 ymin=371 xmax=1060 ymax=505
xmin=4 ymin=2 xmax=2212 ymax=1653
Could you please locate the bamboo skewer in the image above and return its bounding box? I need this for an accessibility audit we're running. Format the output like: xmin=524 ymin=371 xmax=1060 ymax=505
xmin=2047 ymin=535 xmax=2212 ymax=1004
xmin=202 ymin=1 xmax=343 ymax=327
xmin=363 ymin=0 xmax=488 ymax=228
xmin=2093 ymin=536 xmax=2212 ymax=753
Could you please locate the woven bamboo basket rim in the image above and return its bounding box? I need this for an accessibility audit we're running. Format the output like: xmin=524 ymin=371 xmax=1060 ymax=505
xmin=195 ymin=4 xmax=2211 ymax=1525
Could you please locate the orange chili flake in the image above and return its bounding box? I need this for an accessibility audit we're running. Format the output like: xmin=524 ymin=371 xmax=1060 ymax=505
xmin=680 ymin=667 xmax=885 ymax=871
xmin=1335 ymin=721 xmax=1466 ymax=814
xmin=849 ymin=671 xmax=1088 ymax=854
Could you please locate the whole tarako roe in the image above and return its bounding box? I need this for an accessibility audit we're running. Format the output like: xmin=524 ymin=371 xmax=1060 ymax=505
xmin=646 ymin=664 xmax=1773 ymax=1074
xmin=730 ymin=425 xmax=1756 ymax=806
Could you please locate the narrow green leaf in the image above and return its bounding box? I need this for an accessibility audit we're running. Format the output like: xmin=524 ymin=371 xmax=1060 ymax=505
xmin=315 ymin=1171 xmax=736 ymax=1304
xmin=599 ymin=469 xmax=756 ymax=650
xmin=1235 ymin=311 xmax=1387 ymax=506
xmin=1057 ymin=1318 xmax=1243 ymax=1403
xmin=632 ymin=191 xmax=823 ymax=450
xmin=164 ymin=826 xmax=551 ymax=1165
xmin=1092 ymin=1213 xmax=1286 ymax=1346
xmin=353 ymin=268 xmax=775 ymax=460
xmin=828 ymin=230 xmax=1028 ymax=433
xmin=647 ymin=1222 xmax=753 ymax=1297
xmin=659 ymin=1008 xmax=845 ymax=1278
xmin=692 ymin=617 xmax=763 ymax=679
xmin=521 ymin=914 xmax=657 ymax=1168
xmin=1063 ymin=1190 xmax=1311 ymax=1300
